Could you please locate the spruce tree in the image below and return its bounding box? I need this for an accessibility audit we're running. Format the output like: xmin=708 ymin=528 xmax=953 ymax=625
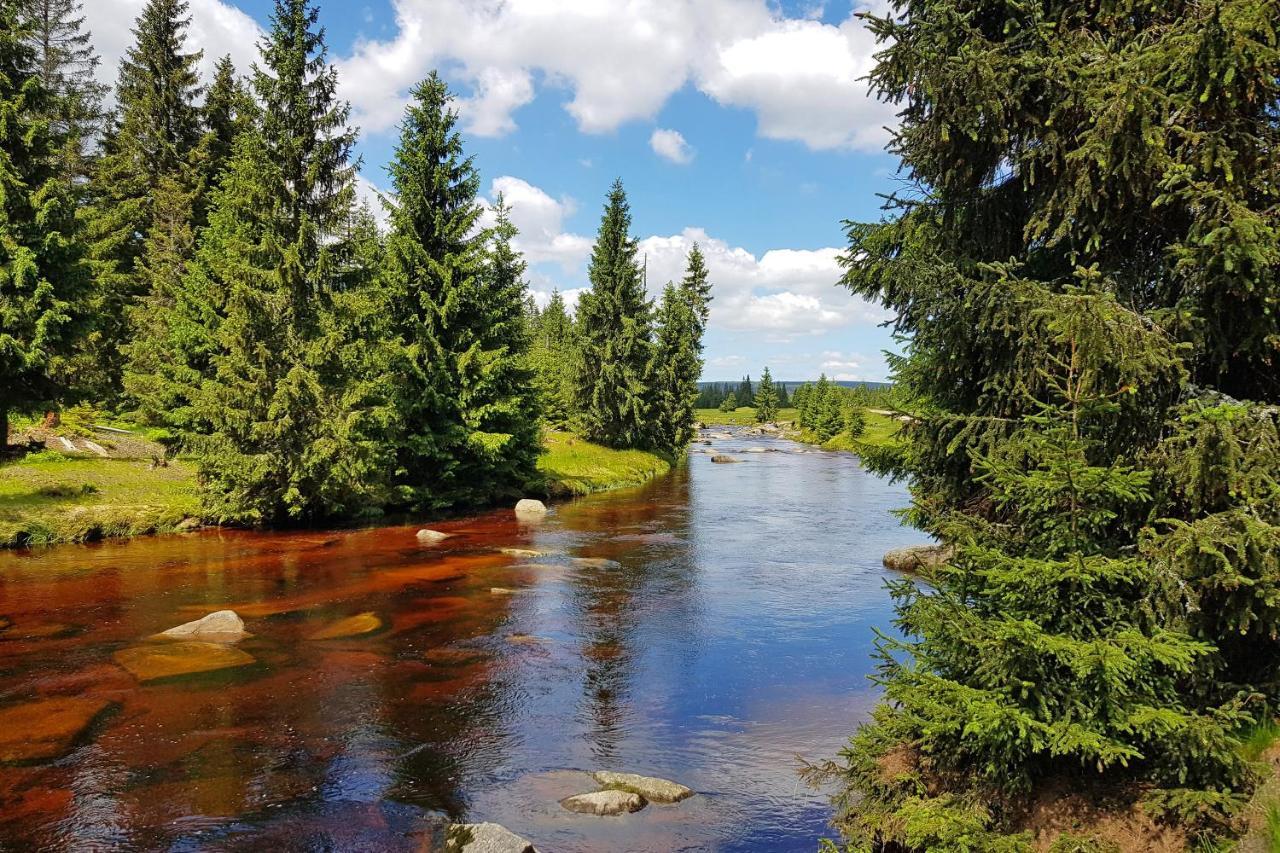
xmin=82 ymin=0 xmax=203 ymax=399
xmin=754 ymin=366 xmax=779 ymax=423
xmin=574 ymin=179 xmax=653 ymax=448
xmin=197 ymin=55 xmax=253 ymax=211
xmin=649 ymin=281 xmax=701 ymax=453
xmin=381 ymin=74 xmax=539 ymax=508
xmin=530 ymin=289 xmax=575 ymax=427
xmin=718 ymin=392 xmax=737 ymax=413
xmin=0 ymin=0 xmax=92 ymax=447
xmin=736 ymin=374 xmax=754 ymax=408
xmin=19 ymin=0 xmax=106 ymax=186
xmin=173 ymin=0 xmax=386 ymax=523
xmin=830 ymin=0 xmax=1280 ymax=845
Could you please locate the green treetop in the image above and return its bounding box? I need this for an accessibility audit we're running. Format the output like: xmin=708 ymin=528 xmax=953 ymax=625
xmin=754 ymin=366 xmax=779 ymax=422
xmin=574 ymin=178 xmax=653 ymax=448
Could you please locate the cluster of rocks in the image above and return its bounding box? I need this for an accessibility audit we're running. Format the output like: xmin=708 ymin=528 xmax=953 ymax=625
xmin=445 ymin=772 xmax=694 ymax=852
xmin=559 ymin=770 xmax=694 ymax=816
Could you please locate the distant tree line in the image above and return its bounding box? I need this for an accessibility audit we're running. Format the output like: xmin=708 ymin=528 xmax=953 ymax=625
xmin=0 ymin=0 xmax=711 ymax=525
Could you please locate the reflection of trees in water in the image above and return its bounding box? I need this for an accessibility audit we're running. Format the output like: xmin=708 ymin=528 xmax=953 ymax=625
xmin=554 ymin=468 xmax=705 ymax=762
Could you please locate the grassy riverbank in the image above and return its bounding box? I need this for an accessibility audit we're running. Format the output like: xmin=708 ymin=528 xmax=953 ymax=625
xmin=0 ymin=452 xmax=202 ymax=548
xmin=0 ymin=430 xmax=671 ymax=548
xmin=695 ymin=406 xmax=904 ymax=452
xmin=536 ymin=430 xmax=671 ymax=496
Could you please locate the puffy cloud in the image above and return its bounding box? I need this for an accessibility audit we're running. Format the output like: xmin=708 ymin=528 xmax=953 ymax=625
xmin=87 ymin=0 xmax=895 ymax=151
xmin=650 ymin=128 xmax=695 ymax=164
xmin=479 ymin=176 xmax=594 ymax=273
xmin=638 ymin=227 xmax=891 ymax=341
xmin=84 ymin=0 xmax=263 ymax=95
xmin=334 ymin=0 xmax=895 ymax=150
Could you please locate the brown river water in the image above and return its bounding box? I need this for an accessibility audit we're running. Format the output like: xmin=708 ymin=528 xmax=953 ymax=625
xmin=0 ymin=429 xmax=928 ymax=852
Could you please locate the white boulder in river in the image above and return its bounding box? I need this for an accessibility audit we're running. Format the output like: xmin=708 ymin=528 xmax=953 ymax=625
xmin=159 ymin=610 xmax=246 ymax=640
xmin=559 ymin=789 xmax=647 ymax=816
xmin=514 ymin=498 xmax=547 ymax=517
xmin=591 ymin=770 xmax=694 ymax=804
xmin=446 ymin=822 xmax=537 ymax=853
xmin=416 ymin=528 xmax=451 ymax=543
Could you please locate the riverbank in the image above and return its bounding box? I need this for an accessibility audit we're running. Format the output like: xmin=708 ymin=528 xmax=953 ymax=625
xmin=695 ymin=406 xmax=904 ymax=452
xmin=0 ymin=429 xmax=670 ymax=549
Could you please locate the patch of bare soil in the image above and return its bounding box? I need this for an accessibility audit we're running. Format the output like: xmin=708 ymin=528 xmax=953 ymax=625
xmin=1012 ymin=780 xmax=1190 ymax=853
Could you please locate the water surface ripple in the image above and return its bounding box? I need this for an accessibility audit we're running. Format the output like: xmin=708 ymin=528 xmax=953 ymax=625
xmin=0 ymin=430 xmax=928 ymax=851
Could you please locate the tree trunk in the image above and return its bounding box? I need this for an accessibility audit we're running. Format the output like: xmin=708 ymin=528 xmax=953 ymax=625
xmin=0 ymin=406 xmax=8 ymax=451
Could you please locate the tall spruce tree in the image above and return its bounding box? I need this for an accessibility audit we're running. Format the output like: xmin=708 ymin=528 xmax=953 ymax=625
xmin=574 ymin=179 xmax=653 ymax=448
xmin=754 ymin=366 xmax=779 ymax=423
xmin=0 ymin=0 xmax=92 ymax=447
xmin=380 ymin=75 xmax=539 ymax=508
xmin=648 ymin=281 xmax=701 ymax=453
xmin=196 ymin=55 xmax=253 ymax=214
xmin=19 ymin=0 xmax=106 ymax=187
xmin=82 ymin=0 xmax=203 ymax=400
xmin=172 ymin=0 xmax=386 ymax=523
xmin=830 ymin=0 xmax=1280 ymax=847
xmin=530 ymin=289 xmax=575 ymax=426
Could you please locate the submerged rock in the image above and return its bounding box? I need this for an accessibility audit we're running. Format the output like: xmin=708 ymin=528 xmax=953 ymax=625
xmin=560 ymin=789 xmax=647 ymax=816
xmin=446 ymin=822 xmax=537 ymax=853
xmin=490 ymin=587 xmax=518 ymax=596
xmin=506 ymin=633 xmax=549 ymax=645
xmin=416 ymin=529 xmax=452 ymax=544
xmin=710 ymin=455 xmax=740 ymax=464
xmin=571 ymin=557 xmax=616 ymax=569
xmin=591 ymin=770 xmax=694 ymax=804
xmin=307 ymin=612 xmax=383 ymax=640
xmin=500 ymin=548 xmax=546 ymax=558
xmin=883 ymin=544 xmax=954 ymax=572
xmin=114 ymin=641 xmax=255 ymax=682
xmin=514 ymin=499 xmax=547 ymax=517
xmin=0 ymin=696 xmax=115 ymax=763
xmin=159 ymin=609 xmax=246 ymax=641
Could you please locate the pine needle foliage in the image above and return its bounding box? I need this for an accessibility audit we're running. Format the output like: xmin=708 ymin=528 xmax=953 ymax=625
xmin=831 ymin=0 xmax=1280 ymax=846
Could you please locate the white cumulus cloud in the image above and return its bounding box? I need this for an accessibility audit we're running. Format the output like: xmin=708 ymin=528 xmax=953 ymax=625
xmin=650 ymin=128 xmax=695 ymax=164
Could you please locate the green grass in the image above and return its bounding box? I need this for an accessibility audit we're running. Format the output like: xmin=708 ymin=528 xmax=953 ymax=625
xmin=537 ymin=430 xmax=671 ymax=496
xmin=0 ymin=454 xmax=200 ymax=548
xmin=1 ymin=428 xmax=673 ymax=548
xmin=696 ymin=406 xmax=799 ymax=426
xmin=698 ymin=406 xmax=904 ymax=454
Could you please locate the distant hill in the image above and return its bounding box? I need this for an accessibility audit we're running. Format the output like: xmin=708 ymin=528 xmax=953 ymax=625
xmin=698 ymin=379 xmax=891 ymax=393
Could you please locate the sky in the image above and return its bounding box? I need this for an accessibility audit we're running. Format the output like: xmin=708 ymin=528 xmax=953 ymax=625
xmin=84 ymin=0 xmax=905 ymax=382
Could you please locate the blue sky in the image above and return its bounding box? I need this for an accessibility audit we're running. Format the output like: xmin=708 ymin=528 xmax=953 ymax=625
xmin=89 ymin=0 xmax=903 ymax=381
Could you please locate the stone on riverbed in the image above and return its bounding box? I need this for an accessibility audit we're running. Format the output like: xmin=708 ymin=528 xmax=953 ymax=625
xmin=158 ymin=609 xmax=246 ymax=641
xmin=559 ymin=789 xmax=647 ymax=816
xmin=416 ymin=529 xmax=452 ymax=544
xmin=882 ymin=544 xmax=954 ymax=572
xmin=114 ymin=641 xmax=255 ymax=682
xmin=500 ymin=548 xmax=547 ymax=558
xmin=514 ymin=499 xmax=547 ymax=517
xmin=0 ymin=696 xmax=115 ymax=763
xmin=307 ymin=612 xmax=383 ymax=640
xmin=710 ymin=455 xmax=740 ymax=464
xmin=446 ymin=822 xmax=538 ymax=853
xmin=591 ymin=770 xmax=694 ymax=804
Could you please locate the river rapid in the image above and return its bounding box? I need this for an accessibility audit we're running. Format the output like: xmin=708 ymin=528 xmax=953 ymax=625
xmin=0 ymin=427 xmax=928 ymax=851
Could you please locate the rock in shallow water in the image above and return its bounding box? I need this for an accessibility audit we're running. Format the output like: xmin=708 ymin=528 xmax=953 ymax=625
xmin=307 ymin=612 xmax=382 ymax=640
xmin=591 ymin=770 xmax=694 ymax=804
xmin=882 ymin=544 xmax=954 ymax=572
xmin=416 ymin=529 xmax=452 ymax=544
xmin=158 ymin=609 xmax=246 ymax=641
xmin=114 ymin=641 xmax=255 ymax=682
xmin=514 ymin=499 xmax=547 ymax=516
xmin=710 ymin=455 xmax=740 ymax=464
xmin=446 ymin=822 xmax=537 ymax=853
xmin=0 ymin=696 xmax=115 ymax=763
xmin=559 ymin=789 xmax=647 ymax=815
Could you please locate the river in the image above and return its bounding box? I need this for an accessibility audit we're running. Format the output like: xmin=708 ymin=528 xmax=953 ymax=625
xmin=0 ymin=428 xmax=927 ymax=851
